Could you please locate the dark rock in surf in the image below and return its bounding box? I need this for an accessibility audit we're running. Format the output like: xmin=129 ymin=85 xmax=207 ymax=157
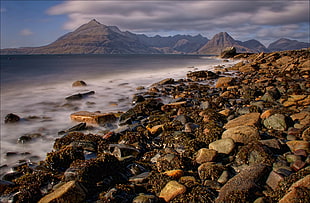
xmin=4 ymin=113 xmax=20 ymax=123
xmin=72 ymin=80 xmax=87 ymax=87
xmin=220 ymin=47 xmax=237 ymax=58
xmin=65 ymin=91 xmax=95 ymax=100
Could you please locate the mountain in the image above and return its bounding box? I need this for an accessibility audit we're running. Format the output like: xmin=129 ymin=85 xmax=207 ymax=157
xmin=0 ymin=19 xmax=208 ymax=55
xmin=198 ymin=32 xmax=268 ymax=54
xmin=268 ymin=38 xmax=310 ymax=52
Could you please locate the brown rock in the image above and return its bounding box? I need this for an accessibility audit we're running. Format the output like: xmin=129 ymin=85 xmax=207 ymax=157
xmin=224 ymin=113 xmax=261 ymax=129
xmin=163 ymin=170 xmax=184 ymax=179
xmin=72 ymin=80 xmax=87 ymax=87
xmin=266 ymin=171 xmax=284 ymax=190
xmin=215 ymin=77 xmax=234 ymax=88
xmin=159 ymin=181 xmax=186 ymax=202
xmin=195 ymin=148 xmax=217 ymax=164
xmin=302 ymin=127 xmax=310 ymax=141
xmin=222 ymin=125 xmax=260 ymax=144
xmin=147 ymin=124 xmax=164 ymax=134
xmin=216 ymin=164 xmax=270 ymax=203
xmin=38 ymin=181 xmax=86 ymax=203
xmin=261 ymin=109 xmax=275 ymax=119
xmin=291 ymin=111 xmax=310 ymax=126
xmin=70 ymin=111 xmax=117 ymax=126
xmin=209 ymin=138 xmax=235 ymax=154
xmin=161 ymin=101 xmax=187 ymax=112
xmin=286 ymin=140 xmax=310 ymax=153
xmin=279 ymin=175 xmax=310 ymax=203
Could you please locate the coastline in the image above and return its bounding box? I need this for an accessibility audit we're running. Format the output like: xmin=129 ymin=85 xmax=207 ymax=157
xmin=1 ymin=49 xmax=309 ymax=202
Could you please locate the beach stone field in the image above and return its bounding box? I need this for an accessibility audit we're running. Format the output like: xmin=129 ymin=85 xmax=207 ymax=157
xmin=1 ymin=49 xmax=310 ymax=202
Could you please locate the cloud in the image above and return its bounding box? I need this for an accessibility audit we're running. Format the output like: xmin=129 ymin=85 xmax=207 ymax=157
xmin=20 ymin=29 xmax=34 ymax=36
xmin=46 ymin=1 xmax=309 ymax=44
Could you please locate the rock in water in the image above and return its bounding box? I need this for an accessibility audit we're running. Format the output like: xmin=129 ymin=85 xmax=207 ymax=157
xmin=72 ymin=80 xmax=87 ymax=87
xmin=70 ymin=111 xmax=117 ymax=126
xmin=4 ymin=113 xmax=20 ymax=123
xmin=38 ymin=181 xmax=86 ymax=203
xmin=220 ymin=47 xmax=237 ymax=58
xmin=65 ymin=91 xmax=95 ymax=100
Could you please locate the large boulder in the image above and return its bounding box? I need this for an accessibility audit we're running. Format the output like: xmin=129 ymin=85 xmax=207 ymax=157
xmin=220 ymin=47 xmax=237 ymax=58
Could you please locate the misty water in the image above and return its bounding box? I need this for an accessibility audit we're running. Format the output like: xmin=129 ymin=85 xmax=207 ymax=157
xmin=0 ymin=54 xmax=235 ymax=173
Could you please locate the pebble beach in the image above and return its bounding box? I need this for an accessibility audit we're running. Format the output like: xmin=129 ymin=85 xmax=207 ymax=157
xmin=1 ymin=49 xmax=310 ymax=202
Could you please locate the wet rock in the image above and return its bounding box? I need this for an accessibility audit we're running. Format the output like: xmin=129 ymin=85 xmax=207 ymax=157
xmin=109 ymin=144 xmax=140 ymax=159
xmin=163 ymin=169 xmax=184 ymax=179
xmin=187 ymin=70 xmax=219 ymax=81
xmin=222 ymin=125 xmax=260 ymax=144
xmin=132 ymin=95 xmax=145 ymax=104
xmin=215 ymin=77 xmax=234 ymax=88
xmin=38 ymin=181 xmax=86 ymax=203
xmin=157 ymin=78 xmax=175 ymax=85
xmin=159 ymin=180 xmax=186 ymax=202
xmin=70 ymin=111 xmax=117 ymax=126
xmin=224 ymin=112 xmax=261 ymax=129
xmin=4 ymin=113 xmax=20 ymax=123
xmin=263 ymin=113 xmax=287 ymax=131
xmin=0 ymin=180 xmax=15 ymax=194
xmin=72 ymin=80 xmax=87 ymax=87
xmin=266 ymin=171 xmax=284 ymax=190
xmin=209 ymin=138 xmax=235 ymax=154
xmin=216 ymin=164 xmax=270 ymax=203
xmin=65 ymin=91 xmax=95 ymax=100
xmin=161 ymin=101 xmax=187 ymax=112
xmin=286 ymin=140 xmax=310 ymax=153
xmin=129 ymin=172 xmax=150 ymax=184
xmin=195 ymin=148 xmax=217 ymax=164
xmin=58 ymin=122 xmax=87 ymax=135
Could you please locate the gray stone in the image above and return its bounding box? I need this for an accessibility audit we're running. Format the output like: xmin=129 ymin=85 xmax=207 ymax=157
xmin=195 ymin=148 xmax=217 ymax=164
xmin=263 ymin=113 xmax=287 ymax=131
xmin=209 ymin=138 xmax=235 ymax=154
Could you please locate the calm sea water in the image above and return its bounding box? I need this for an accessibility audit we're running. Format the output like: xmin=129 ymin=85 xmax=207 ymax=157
xmin=0 ymin=54 xmax=233 ymax=172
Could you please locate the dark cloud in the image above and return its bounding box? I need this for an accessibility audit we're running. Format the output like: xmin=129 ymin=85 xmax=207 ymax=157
xmin=47 ymin=1 xmax=309 ymax=45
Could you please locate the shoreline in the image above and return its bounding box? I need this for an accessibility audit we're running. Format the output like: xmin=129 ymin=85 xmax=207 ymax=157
xmin=1 ymin=49 xmax=309 ymax=202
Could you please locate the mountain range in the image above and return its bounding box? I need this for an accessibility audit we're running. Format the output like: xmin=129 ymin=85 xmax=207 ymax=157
xmin=1 ymin=19 xmax=309 ymax=55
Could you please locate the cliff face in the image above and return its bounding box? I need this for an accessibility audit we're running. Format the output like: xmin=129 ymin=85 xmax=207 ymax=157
xmin=1 ymin=19 xmax=309 ymax=55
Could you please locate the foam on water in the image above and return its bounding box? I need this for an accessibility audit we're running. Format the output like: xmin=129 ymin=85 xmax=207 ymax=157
xmin=0 ymin=55 xmax=237 ymax=173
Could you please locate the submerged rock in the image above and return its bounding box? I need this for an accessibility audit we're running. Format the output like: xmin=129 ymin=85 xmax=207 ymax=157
xmin=4 ymin=113 xmax=20 ymax=123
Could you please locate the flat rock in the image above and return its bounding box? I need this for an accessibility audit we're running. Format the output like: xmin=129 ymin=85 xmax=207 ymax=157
xmin=286 ymin=140 xmax=310 ymax=153
xmin=215 ymin=77 xmax=234 ymax=88
xmin=224 ymin=113 xmax=261 ymax=129
xmin=222 ymin=125 xmax=260 ymax=144
xmin=279 ymin=175 xmax=310 ymax=203
xmin=70 ymin=111 xmax=117 ymax=126
xmin=38 ymin=181 xmax=86 ymax=203
xmin=291 ymin=111 xmax=310 ymax=126
xmin=195 ymin=148 xmax=217 ymax=164
xmin=159 ymin=180 xmax=186 ymax=202
xmin=216 ymin=164 xmax=270 ymax=203
xmin=263 ymin=113 xmax=287 ymax=131
xmin=209 ymin=138 xmax=235 ymax=154
xmin=266 ymin=171 xmax=284 ymax=190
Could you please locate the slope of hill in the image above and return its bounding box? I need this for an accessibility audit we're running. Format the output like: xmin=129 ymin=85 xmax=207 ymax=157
xmin=268 ymin=38 xmax=310 ymax=52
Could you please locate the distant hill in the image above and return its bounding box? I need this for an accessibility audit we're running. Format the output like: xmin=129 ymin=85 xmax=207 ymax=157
xmin=268 ymin=38 xmax=310 ymax=52
xmin=1 ymin=19 xmax=309 ymax=55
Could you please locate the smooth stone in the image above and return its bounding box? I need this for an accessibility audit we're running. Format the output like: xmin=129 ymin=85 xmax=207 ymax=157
xmin=159 ymin=181 xmax=186 ymax=202
xmin=224 ymin=113 xmax=261 ymax=129
xmin=263 ymin=113 xmax=287 ymax=131
xmin=38 ymin=181 xmax=86 ymax=203
xmin=222 ymin=125 xmax=260 ymax=144
xmin=279 ymin=175 xmax=310 ymax=203
xmin=286 ymin=140 xmax=310 ymax=153
xmin=217 ymin=170 xmax=230 ymax=184
xmin=266 ymin=171 xmax=284 ymax=190
xmin=195 ymin=148 xmax=217 ymax=164
xmin=163 ymin=169 xmax=184 ymax=179
xmin=259 ymin=139 xmax=281 ymax=150
xmin=286 ymin=154 xmax=301 ymax=163
xmin=216 ymin=164 xmax=270 ymax=203
xmin=72 ymin=80 xmax=87 ymax=87
xmin=70 ymin=111 xmax=117 ymax=126
xmin=209 ymin=138 xmax=235 ymax=154
xmin=260 ymin=109 xmax=275 ymax=119
xmin=291 ymin=160 xmax=306 ymax=171
xmin=132 ymin=193 xmax=159 ymax=203
xmin=215 ymin=77 xmax=234 ymax=88
xmin=146 ymin=124 xmax=164 ymax=135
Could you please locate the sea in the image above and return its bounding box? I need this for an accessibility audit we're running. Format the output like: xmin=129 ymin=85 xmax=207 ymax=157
xmin=0 ymin=54 xmax=235 ymax=173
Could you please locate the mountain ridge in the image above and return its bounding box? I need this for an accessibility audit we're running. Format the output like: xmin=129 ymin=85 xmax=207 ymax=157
xmin=1 ymin=19 xmax=309 ymax=55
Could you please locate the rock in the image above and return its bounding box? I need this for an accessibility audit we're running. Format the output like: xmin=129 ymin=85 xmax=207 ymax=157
xmin=65 ymin=91 xmax=95 ymax=100
xmin=259 ymin=139 xmax=282 ymax=150
xmin=220 ymin=47 xmax=237 ymax=58
xmin=198 ymin=163 xmax=225 ymax=181
xmin=161 ymin=101 xmax=187 ymax=112
xmin=224 ymin=112 xmax=261 ymax=129
xmin=266 ymin=171 xmax=284 ymax=190
xmin=159 ymin=181 xmax=186 ymax=202
xmin=215 ymin=77 xmax=234 ymax=88
xmin=132 ymin=95 xmax=145 ymax=104
xmin=279 ymin=175 xmax=310 ymax=203
xmin=4 ymin=113 xmax=20 ymax=123
xmin=38 ymin=181 xmax=86 ymax=203
xmin=216 ymin=164 xmax=270 ymax=203
xmin=217 ymin=170 xmax=230 ymax=184
xmin=163 ymin=170 xmax=184 ymax=179
xmin=157 ymin=78 xmax=175 ymax=85
xmin=58 ymin=122 xmax=87 ymax=135
xmin=132 ymin=193 xmax=159 ymax=203
xmin=209 ymin=138 xmax=235 ymax=154
xmin=187 ymin=70 xmax=219 ymax=81
xmin=70 ymin=111 xmax=117 ymax=126
xmin=286 ymin=140 xmax=310 ymax=153
xmin=195 ymin=148 xmax=217 ymax=164
xmin=222 ymin=125 xmax=260 ymax=144
xmin=147 ymin=124 xmax=164 ymax=135
xmin=291 ymin=160 xmax=306 ymax=171
xmin=72 ymin=80 xmax=87 ymax=87
xmin=0 ymin=180 xmax=15 ymax=193
xmin=263 ymin=114 xmax=287 ymax=131
xmin=291 ymin=111 xmax=310 ymax=126
xmin=302 ymin=127 xmax=310 ymax=141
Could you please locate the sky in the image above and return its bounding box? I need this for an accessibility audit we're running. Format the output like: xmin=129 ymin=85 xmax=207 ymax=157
xmin=1 ymin=0 xmax=309 ymax=49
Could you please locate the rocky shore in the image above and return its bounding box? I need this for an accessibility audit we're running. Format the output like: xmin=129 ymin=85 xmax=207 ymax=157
xmin=1 ymin=49 xmax=309 ymax=202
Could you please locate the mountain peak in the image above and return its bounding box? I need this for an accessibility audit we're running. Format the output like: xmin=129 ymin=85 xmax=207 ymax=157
xmin=89 ymin=19 xmax=101 ymax=25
